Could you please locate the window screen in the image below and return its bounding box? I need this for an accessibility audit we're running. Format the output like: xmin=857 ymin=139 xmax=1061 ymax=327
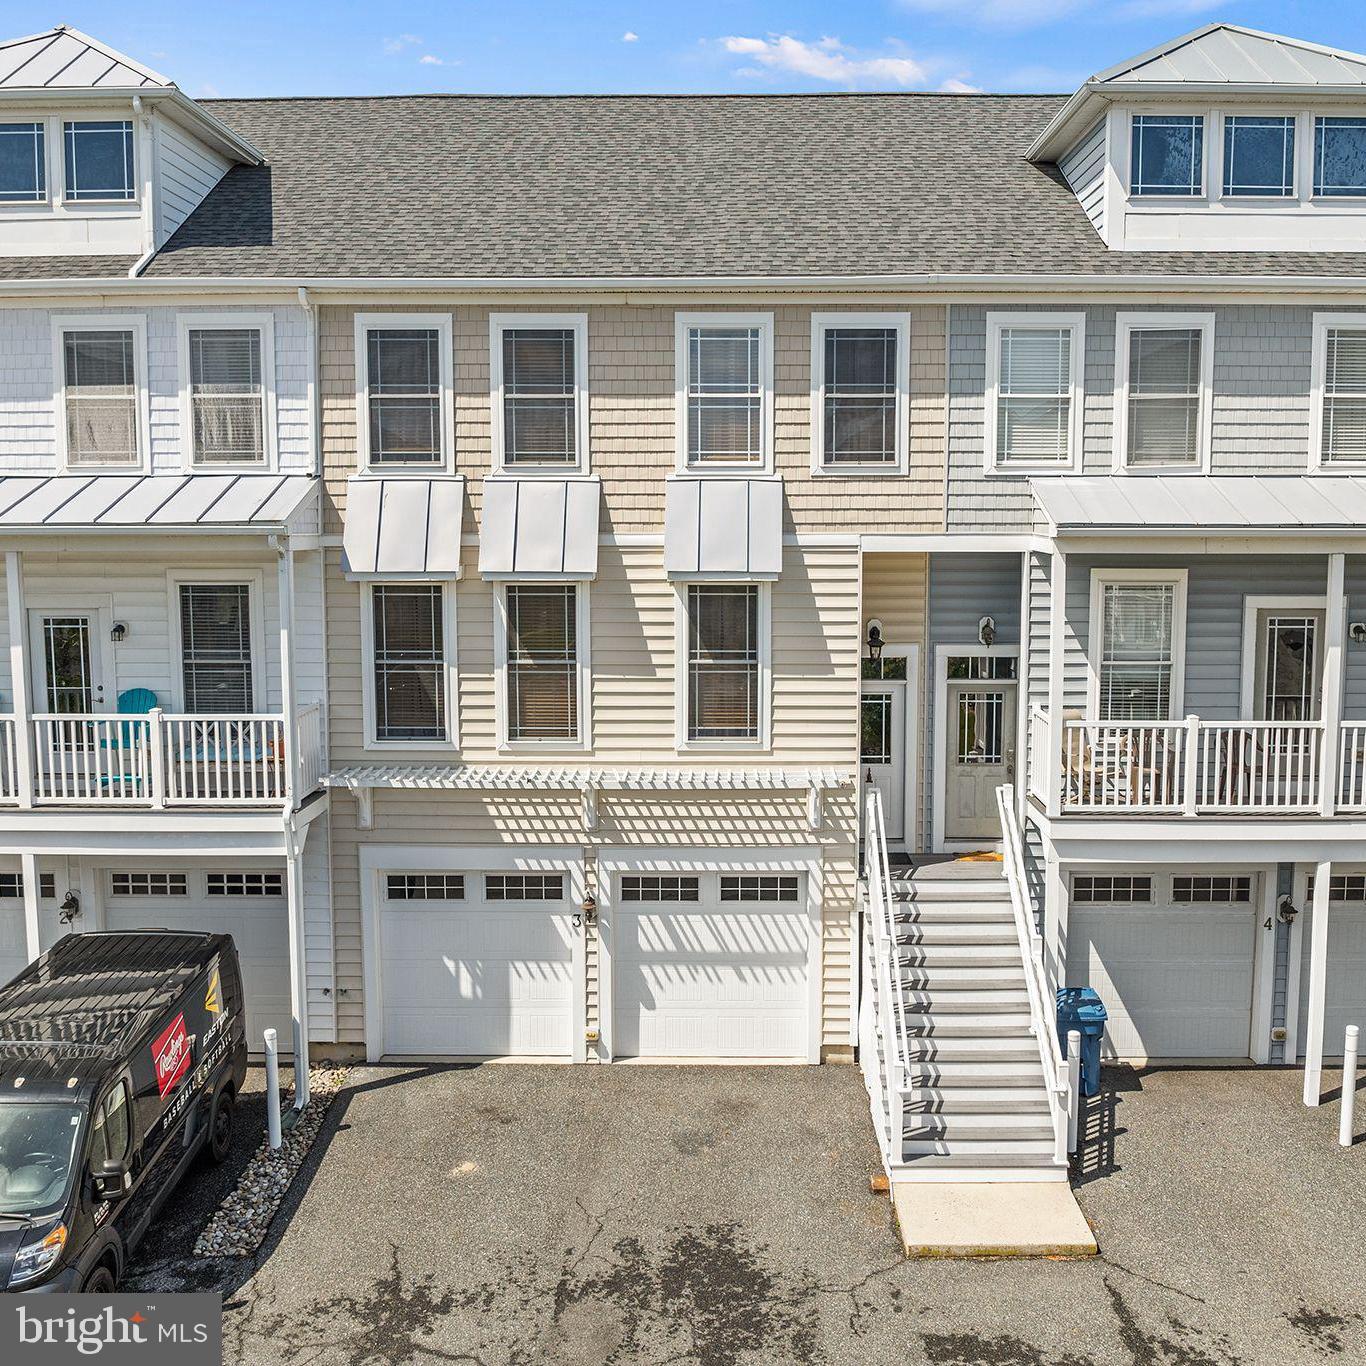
xmin=372 ymin=585 xmax=446 ymax=742
xmin=180 ymin=585 xmax=253 ymax=713
xmin=1071 ymin=875 xmax=1153 ymax=904
xmin=64 ymin=330 xmax=138 ymax=466
xmin=996 ymin=327 xmax=1072 ymax=465
xmin=1314 ymin=117 xmax=1366 ymax=197
xmin=1125 ymin=328 xmax=1202 ymax=467
xmin=506 ymin=585 xmax=578 ymax=741
xmin=484 ymin=873 xmax=563 ymax=901
xmin=190 ymin=329 xmax=264 ymax=464
xmin=110 ymin=872 xmax=188 ymax=896
xmin=822 ymin=327 xmax=898 ymax=465
xmin=1171 ymin=876 xmax=1252 ymax=904
xmin=207 ymin=872 xmax=283 ymax=897
xmin=502 ymin=328 xmax=576 ymax=464
xmin=0 ymin=122 xmax=45 ymax=202
xmin=366 ymin=329 xmax=441 ymax=464
xmin=1130 ymin=115 xmax=1203 ymax=197
xmin=619 ymin=875 xmax=700 ymax=902
xmin=1223 ymin=116 xmax=1294 ymax=197
xmin=720 ymin=875 xmax=800 ymax=902
xmin=64 ymin=120 xmax=135 ymax=201
xmin=1098 ymin=583 xmax=1176 ymax=722
xmin=686 ymin=326 xmax=762 ymax=464
xmin=386 ymin=874 xmax=465 ymax=900
xmin=687 ymin=584 xmax=759 ymax=741
xmin=1320 ymin=328 xmax=1366 ymax=463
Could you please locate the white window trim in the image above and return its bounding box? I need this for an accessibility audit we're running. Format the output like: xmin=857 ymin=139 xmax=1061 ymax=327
xmin=61 ymin=116 xmax=139 ymax=206
xmin=1309 ymin=311 xmax=1366 ymax=471
xmin=983 ymin=312 xmax=1086 ymax=475
xmin=166 ymin=571 xmax=267 ymax=714
xmin=1126 ymin=108 xmax=1209 ymax=203
xmin=673 ymin=311 xmax=774 ymax=475
xmin=360 ymin=580 xmax=459 ymax=752
xmin=1238 ymin=594 xmax=1330 ymax=717
xmin=490 ymin=312 xmax=590 ymax=476
xmin=809 ymin=311 xmax=911 ymax=476
xmin=52 ymin=313 xmax=150 ymax=473
xmin=0 ymin=111 xmax=146 ymax=219
xmin=176 ymin=311 xmax=278 ymax=472
xmin=1111 ymin=311 xmax=1215 ymax=475
xmin=493 ymin=581 xmax=592 ymax=753
xmin=353 ymin=312 xmax=455 ymax=475
xmin=1085 ymin=568 xmax=1188 ymax=720
xmin=673 ymin=580 xmax=772 ymax=753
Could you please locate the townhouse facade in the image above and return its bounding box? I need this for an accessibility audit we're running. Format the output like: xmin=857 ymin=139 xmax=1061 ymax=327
xmin=2 ymin=21 xmax=1365 ymax=1178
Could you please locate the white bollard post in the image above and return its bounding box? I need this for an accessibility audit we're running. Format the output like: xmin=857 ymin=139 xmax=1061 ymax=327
xmin=264 ymin=1028 xmax=282 ymax=1151
xmin=1067 ymin=1028 xmax=1083 ymax=1154
xmin=1341 ymin=1025 xmax=1359 ymax=1150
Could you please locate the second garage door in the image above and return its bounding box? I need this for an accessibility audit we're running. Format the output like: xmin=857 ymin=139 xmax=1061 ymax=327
xmin=1297 ymin=875 xmax=1366 ymax=1061
xmin=609 ymin=868 xmax=813 ymax=1061
xmin=1066 ymin=872 xmax=1257 ymax=1061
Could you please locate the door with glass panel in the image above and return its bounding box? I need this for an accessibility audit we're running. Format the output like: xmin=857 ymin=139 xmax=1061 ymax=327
xmin=1251 ymin=608 xmax=1324 ymax=805
xmin=943 ymin=656 xmax=1017 ymax=844
xmin=861 ymin=655 xmax=908 ymax=843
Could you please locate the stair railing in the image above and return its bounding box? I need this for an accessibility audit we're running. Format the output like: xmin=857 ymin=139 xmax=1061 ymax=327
xmin=995 ymin=784 xmax=1072 ymax=1167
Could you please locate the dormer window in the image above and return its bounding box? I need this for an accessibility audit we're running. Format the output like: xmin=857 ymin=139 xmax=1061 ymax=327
xmin=63 ymin=120 xmax=135 ymax=202
xmin=1130 ymin=114 xmax=1204 ymax=197
xmin=0 ymin=122 xmax=45 ymax=203
xmin=1223 ymin=116 xmax=1295 ymax=197
xmin=1313 ymin=117 xmax=1366 ymax=197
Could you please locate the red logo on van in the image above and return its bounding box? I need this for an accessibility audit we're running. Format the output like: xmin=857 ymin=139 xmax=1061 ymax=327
xmin=152 ymin=1013 xmax=193 ymax=1098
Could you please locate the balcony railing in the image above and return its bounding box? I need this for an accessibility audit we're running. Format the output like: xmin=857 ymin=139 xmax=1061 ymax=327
xmin=0 ymin=706 xmax=324 ymax=809
xmin=1032 ymin=708 xmax=1366 ymax=817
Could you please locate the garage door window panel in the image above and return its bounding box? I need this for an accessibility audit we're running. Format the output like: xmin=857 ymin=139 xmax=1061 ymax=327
xmin=1172 ymin=876 xmax=1252 ymax=904
xmin=370 ymin=584 xmax=449 ymax=744
xmin=620 ymin=876 xmax=699 ymax=903
xmin=386 ymin=874 xmax=467 ymax=901
xmin=110 ymin=872 xmax=187 ymax=896
xmin=485 ymin=873 xmax=564 ymax=902
xmin=207 ymin=872 xmax=283 ymax=897
xmin=685 ymin=584 xmax=765 ymax=744
xmin=1072 ymin=875 xmax=1153 ymax=905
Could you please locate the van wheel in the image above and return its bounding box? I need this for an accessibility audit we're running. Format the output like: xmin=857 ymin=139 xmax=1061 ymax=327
xmin=82 ymin=1264 xmax=117 ymax=1293
xmin=206 ymin=1088 xmax=235 ymax=1164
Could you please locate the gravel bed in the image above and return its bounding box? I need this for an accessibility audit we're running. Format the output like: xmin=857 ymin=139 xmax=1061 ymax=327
xmin=193 ymin=1064 xmax=350 ymax=1259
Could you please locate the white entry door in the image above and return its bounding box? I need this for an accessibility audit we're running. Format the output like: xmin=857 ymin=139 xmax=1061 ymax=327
xmin=861 ymin=681 xmax=906 ymax=842
xmin=943 ymin=655 xmax=1018 ymax=844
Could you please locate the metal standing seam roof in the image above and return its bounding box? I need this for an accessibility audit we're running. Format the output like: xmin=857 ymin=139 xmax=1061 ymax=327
xmin=0 ymin=473 xmax=318 ymax=528
xmin=1090 ymin=24 xmax=1366 ymax=86
xmin=327 ymin=764 xmax=852 ymax=791
xmin=664 ymin=477 xmax=784 ymax=579
xmin=342 ymin=476 xmax=465 ymax=578
xmin=478 ymin=477 xmax=600 ymax=579
xmin=0 ymin=25 xmax=172 ymax=89
xmin=1031 ymin=475 xmax=1366 ymax=533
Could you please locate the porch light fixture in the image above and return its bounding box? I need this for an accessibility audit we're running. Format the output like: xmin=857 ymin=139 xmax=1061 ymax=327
xmin=582 ymin=893 xmax=597 ymax=926
xmin=866 ymin=621 xmax=884 ymax=662
xmin=1277 ymin=895 xmax=1298 ymax=924
xmin=1351 ymin=622 xmax=1366 ymax=645
xmin=110 ymin=622 xmax=127 ymax=643
xmin=978 ymin=616 xmax=996 ymax=648
xmin=58 ymin=891 xmax=80 ymax=925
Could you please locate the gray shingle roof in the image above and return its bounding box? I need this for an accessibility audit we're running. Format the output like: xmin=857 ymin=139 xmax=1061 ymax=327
xmin=135 ymin=91 xmax=1366 ymax=280
xmin=0 ymin=254 xmax=137 ymax=280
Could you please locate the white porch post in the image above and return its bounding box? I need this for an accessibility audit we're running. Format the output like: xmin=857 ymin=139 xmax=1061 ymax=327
xmin=276 ymin=544 xmax=299 ymax=808
xmin=6 ymin=550 xmax=33 ymax=809
xmin=1320 ymin=552 xmax=1346 ymax=817
xmin=1014 ymin=549 xmax=1031 ymax=817
xmin=20 ymin=851 xmax=39 ymax=963
xmin=1303 ymin=858 xmax=1332 ymax=1106
xmin=1043 ymin=845 xmax=1067 ymax=989
xmin=1045 ymin=547 xmax=1067 ymax=818
xmin=285 ymin=825 xmax=310 ymax=1107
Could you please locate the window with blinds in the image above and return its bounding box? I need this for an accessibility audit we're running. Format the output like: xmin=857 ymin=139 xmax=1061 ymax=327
xmin=502 ymin=327 xmax=577 ymax=464
xmin=995 ymin=326 xmax=1073 ymax=466
xmin=1125 ymin=328 xmax=1202 ymax=468
xmin=372 ymin=584 xmax=446 ymax=742
xmin=366 ymin=329 xmax=442 ymax=465
xmin=1097 ymin=582 xmax=1176 ymax=721
xmin=64 ymin=329 xmax=138 ymax=466
xmin=1321 ymin=328 xmax=1366 ymax=463
xmin=822 ymin=327 xmax=898 ymax=465
xmin=180 ymin=584 xmax=253 ymax=713
xmin=190 ymin=328 xmax=264 ymax=464
xmin=687 ymin=584 xmax=760 ymax=741
xmin=505 ymin=584 xmax=579 ymax=742
xmin=686 ymin=326 xmax=762 ymax=465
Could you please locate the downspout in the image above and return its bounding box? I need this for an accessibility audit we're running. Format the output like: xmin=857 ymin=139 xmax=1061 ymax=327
xmin=127 ymin=95 xmax=158 ymax=278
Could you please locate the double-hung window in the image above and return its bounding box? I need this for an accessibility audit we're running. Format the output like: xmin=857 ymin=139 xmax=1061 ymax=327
xmin=1314 ymin=117 xmax=1366 ymax=197
xmin=676 ymin=314 xmax=770 ymax=470
xmin=501 ymin=584 xmax=585 ymax=746
xmin=1115 ymin=313 xmax=1212 ymax=471
xmin=1313 ymin=315 xmax=1366 ymax=466
xmin=1130 ymin=114 xmax=1204 ymax=197
xmin=186 ymin=325 xmax=266 ymax=465
xmin=63 ymin=120 xmax=135 ymax=201
xmin=811 ymin=313 xmax=909 ymax=473
xmin=1222 ymin=115 xmax=1295 ymax=198
xmin=356 ymin=315 xmax=451 ymax=469
xmin=59 ymin=322 xmax=143 ymax=468
xmin=491 ymin=314 xmax=587 ymax=472
xmin=682 ymin=583 xmax=766 ymax=745
xmin=0 ymin=122 xmax=45 ymax=202
xmin=1090 ymin=573 xmax=1186 ymax=722
xmin=986 ymin=314 xmax=1083 ymax=471
xmin=179 ymin=584 xmax=254 ymax=713
xmin=369 ymin=584 xmax=450 ymax=744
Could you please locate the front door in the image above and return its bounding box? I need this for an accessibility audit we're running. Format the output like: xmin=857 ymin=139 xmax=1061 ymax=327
xmin=943 ymin=655 xmax=1017 ymax=844
xmin=28 ymin=604 xmax=116 ymax=796
xmin=1253 ymin=608 xmax=1324 ymax=722
xmin=861 ymin=682 xmax=906 ymax=842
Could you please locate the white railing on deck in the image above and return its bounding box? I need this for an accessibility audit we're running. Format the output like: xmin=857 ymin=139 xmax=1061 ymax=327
xmin=1337 ymin=722 xmax=1366 ymax=812
xmin=162 ymin=714 xmax=286 ymax=804
xmin=0 ymin=715 xmax=16 ymax=801
xmin=996 ymin=784 xmax=1072 ymax=1164
xmin=295 ymin=701 xmax=324 ymax=799
xmin=33 ymin=714 xmax=152 ymax=804
xmin=1028 ymin=705 xmax=1048 ymax=805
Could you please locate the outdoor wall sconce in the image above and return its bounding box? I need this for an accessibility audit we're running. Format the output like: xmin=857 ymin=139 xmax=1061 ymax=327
xmin=979 ymin=616 xmax=996 ymax=648
xmin=582 ymin=893 xmax=598 ymax=927
xmin=1277 ymin=895 xmax=1299 ymax=924
xmin=58 ymin=891 xmax=81 ymax=925
xmin=110 ymin=622 xmax=127 ymax=643
xmin=1351 ymin=622 xmax=1366 ymax=645
xmin=865 ymin=620 xmax=884 ymax=662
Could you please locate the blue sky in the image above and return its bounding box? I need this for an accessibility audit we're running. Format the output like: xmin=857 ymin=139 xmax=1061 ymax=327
xmin=15 ymin=2 xmax=1366 ymax=98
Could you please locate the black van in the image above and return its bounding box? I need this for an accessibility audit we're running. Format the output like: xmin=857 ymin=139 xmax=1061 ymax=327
xmin=0 ymin=930 xmax=247 ymax=1292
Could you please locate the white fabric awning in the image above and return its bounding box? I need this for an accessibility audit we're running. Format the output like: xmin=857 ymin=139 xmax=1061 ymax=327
xmin=478 ymin=477 xmax=600 ymax=579
xmin=342 ymin=477 xmax=465 ymax=579
xmin=1033 ymin=474 xmax=1366 ymax=536
xmin=664 ymin=477 xmax=783 ymax=579
xmin=326 ymin=764 xmax=851 ymax=792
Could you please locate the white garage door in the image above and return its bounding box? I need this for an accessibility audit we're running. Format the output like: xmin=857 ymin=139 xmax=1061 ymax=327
xmin=1066 ymin=873 xmax=1256 ymax=1060
xmin=0 ymin=897 xmax=25 ymax=987
xmin=105 ymin=870 xmax=292 ymax=1047
xmin=611 ymin=869 xmax=812 ymax=1060
xmin=1297 ymin=882 xmax=1366 ymax=1060
xmin=379 ymin=871 xmax=575 ymax=1057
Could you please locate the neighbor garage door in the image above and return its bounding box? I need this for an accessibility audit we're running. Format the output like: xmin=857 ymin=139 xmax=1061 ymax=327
xmin=1297 ymin=873 xmax=1366 ymax=1060
xmin=105 ymin=869 xmax=291 ymax=1047
xmin=378 ymin=869 xmax=575 ymax=1057
xmin=1066 ymin=872 xmax=1257 ymax=1060
xmin=609 ymin=865 xmax=813 ymax=1060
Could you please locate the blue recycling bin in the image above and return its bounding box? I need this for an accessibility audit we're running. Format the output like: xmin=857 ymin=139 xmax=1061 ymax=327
xmin=1056 ymin=987 xmax=1108 ymax=1098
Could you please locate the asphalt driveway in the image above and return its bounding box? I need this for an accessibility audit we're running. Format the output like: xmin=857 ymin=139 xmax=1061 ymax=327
xmin=126 ymin=1062 xmax=1366 ymax=1365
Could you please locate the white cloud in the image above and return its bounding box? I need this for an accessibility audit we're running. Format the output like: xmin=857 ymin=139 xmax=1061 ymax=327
xmin=419 ymin=54 xmax=450 ymax=66
xmin=622 ymin=31 xmax=639 ymax=43
xmin=939 ymin=76 xmax=981 ymax=92
xmin=719 ymin=34 xmax=929 ymax=88
xmin=383 ymin=33 xmax=422 ymax=55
